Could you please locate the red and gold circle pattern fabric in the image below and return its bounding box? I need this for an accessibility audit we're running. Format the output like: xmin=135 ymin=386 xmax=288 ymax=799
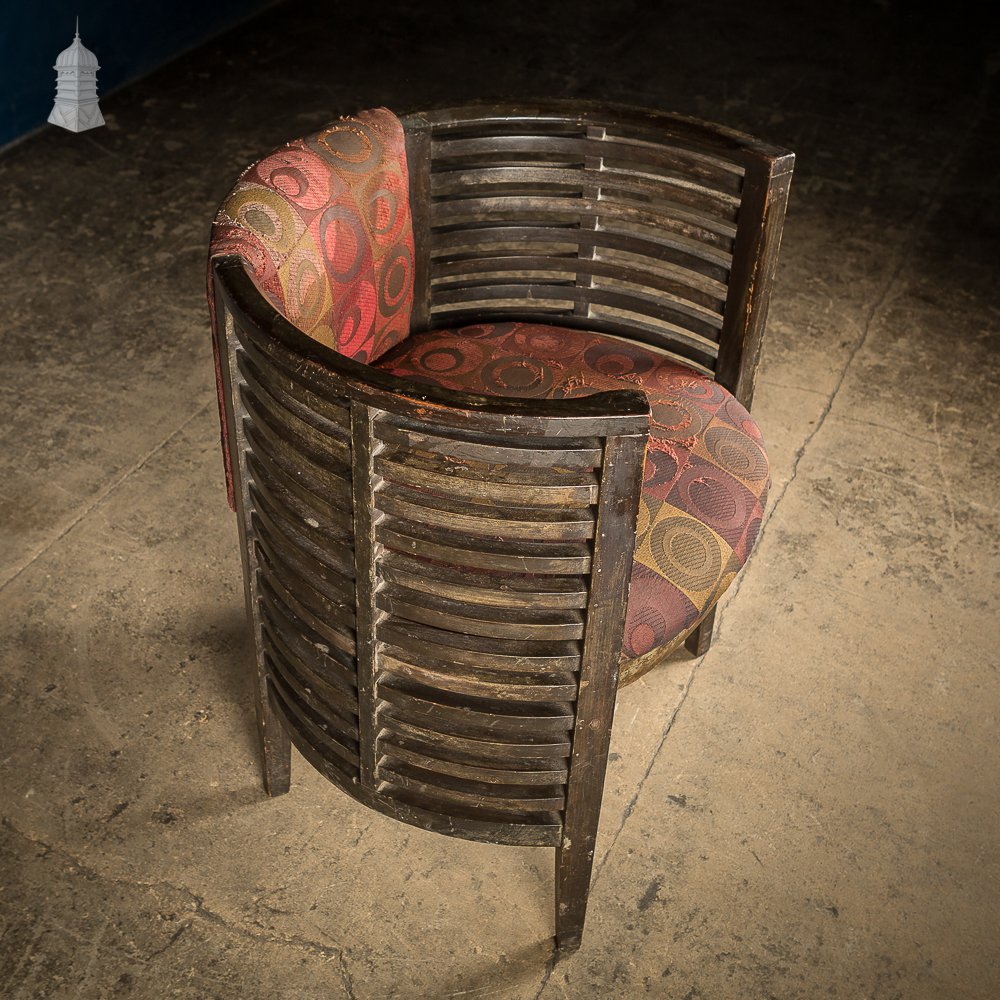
xmin=375 ymin=322 xmax=770 ymax=661
xmin=209 ymin=108 xmax=414 ymax=364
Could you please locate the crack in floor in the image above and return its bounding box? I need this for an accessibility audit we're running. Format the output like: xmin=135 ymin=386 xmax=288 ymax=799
xmin=337 ymin=952 xmax=360 ymax=1000
xmin=567 ymin=57 xmax=997 ymax=962
xmin=529 ymin=952 xmax=558 ymax=1000
xmin=0 ymin=816 xmax=356 ymax=997
xmin=592 ymin=655 xmax=701 ymax=891
xmin=0 ymin=399 xmax=215 ymax=594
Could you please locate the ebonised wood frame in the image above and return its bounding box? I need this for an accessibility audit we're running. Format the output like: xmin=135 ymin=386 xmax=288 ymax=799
xmin=211 ymin=102 xmax=792 ymax=953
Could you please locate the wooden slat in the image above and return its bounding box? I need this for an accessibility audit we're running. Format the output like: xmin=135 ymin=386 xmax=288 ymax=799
xmin=379 ymin=714 xmax=571 ymax=764
xmin=379 ymin=445 xmax=599 ymax=489
xmin=268 ymin=677 xmax=358 ymax=782
xmin=377 ymin=520 xmax=592 ymax=575
xmin=431 ymin=135 xmax=744 ymax=193
xmin=259 ymin=589 xmax=357 ymax=690
xmin=238 ymin=348 xmax=351 ymax=444
xmin=240 ymin=381 xmax=350 ymax=470
xmin=380 ymin=728 xmax=568 ymax=778
xmin=246 ymin=440 xmax=353 ymax=539
xmin=429 ymin=280 xmax=723 ymax=342
xmin=242 ymin=400 xmax=352 ymax=505
xmin=261 ymin=619 xmax=357 ymax=713
xmin=430 ymin=254 xmax=728 ymax=315
xmin=432 ymin=223 xmax=584 ymax=247
xmin=431 ymin=196 xmax=736 ymax=261
xmin=258 ymin=569 xmax=355 ymax=659
xmin=254 ymin=525 xmax=354 ymax=618
xmin=380 ymin=738 xmax=567 ymax=785
xmin=374 ymin=416 xmax=603 ymax=468
xmin=375 ymin=452 xmax=598 ymax=507
xmin=416 ymin=104 xmax=780 ymax=160
xmin=376 ymin=760 xmax=565 ymax=813
xmin=249 ymin=485 xmax=354 ymax=582
xmin=429 ymin=224 xmax=731 ymax=285
xmin=237 ymin=326 xmax=353 ymax=427
xmin=264 ymin=646 xmax=358 ymax=738
xmin=430 ymin=165 xmax=740 ymax=226
xmin=377 ymin=485 xmax=595 ymax=542
xmin=379 ymin=784 xmax=562 ymax=835
xmin=268 ymin=670 xmax=360 ymax=772
xmin=378 ymin=586 xmax=585 ymax=641
xmin=380 ymin=652 xmax=578 ymax=702
xmin=379 ymin=620 xmax=580 ymax=674
xmin=256 ymin=537 xmax=355 ymax=636
xmin=381 ymin=550 xmax=588 ymax=610
xmin=378 ymin=682 xmax=575 ymax=736
xmin=379 ymin=576 xmax=583 ymax=624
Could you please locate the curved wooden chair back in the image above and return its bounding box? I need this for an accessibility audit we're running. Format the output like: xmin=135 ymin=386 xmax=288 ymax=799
xmin=402 ymin=102 xmax=794 ymax=408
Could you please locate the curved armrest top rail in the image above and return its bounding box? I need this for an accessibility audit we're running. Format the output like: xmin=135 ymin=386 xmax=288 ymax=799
xmin=213 ymin=255 xmax=651 ymax=438
xmin=401 ymin=100 xmax=795 ymax=172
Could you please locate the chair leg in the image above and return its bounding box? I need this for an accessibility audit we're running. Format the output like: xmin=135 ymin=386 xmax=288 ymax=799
xmin=685 ymin=606 xmax=717 ymax=657
xmin=554 ymin=834 xmax=597 ymax=953
xmin=256 ymin=676 xmax=291 ymax=796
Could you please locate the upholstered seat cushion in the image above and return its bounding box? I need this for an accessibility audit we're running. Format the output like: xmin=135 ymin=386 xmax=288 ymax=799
xmin=375 ymin=321 xmax=770 ymax=661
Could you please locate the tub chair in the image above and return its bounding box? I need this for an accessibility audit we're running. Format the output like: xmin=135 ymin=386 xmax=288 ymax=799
xmin=208 ymin=102 xmax=793 ymax=952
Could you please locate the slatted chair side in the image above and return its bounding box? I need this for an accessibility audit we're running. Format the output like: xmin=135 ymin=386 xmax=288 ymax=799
xmin=364 ymin=406 xmax=646 ymax=855
xmin=213 ymin=256 xmax=648 ymax=860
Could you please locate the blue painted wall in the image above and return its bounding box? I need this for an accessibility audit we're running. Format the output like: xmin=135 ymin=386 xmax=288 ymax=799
xmin=1 ymin=2 xmax=273 ymax=148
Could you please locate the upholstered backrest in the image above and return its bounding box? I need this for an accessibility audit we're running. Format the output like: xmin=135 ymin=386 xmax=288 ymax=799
xmin=210 ymin=107 xmax=414 ymax=364
xmin=209 ymin=107 xmax=415 ymax=506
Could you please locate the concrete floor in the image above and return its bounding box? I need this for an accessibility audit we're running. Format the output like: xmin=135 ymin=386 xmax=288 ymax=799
xmin=2 ymin=2 xmax=998 ymax=997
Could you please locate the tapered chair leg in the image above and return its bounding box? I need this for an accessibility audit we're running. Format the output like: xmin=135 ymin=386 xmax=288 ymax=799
xmin=256 ymin=677 xmax=291 ymax=796
xmin=685 ymin=606 xmax=717 ymax=657
xmin=554 ymin=838 xmax=596 ymax=954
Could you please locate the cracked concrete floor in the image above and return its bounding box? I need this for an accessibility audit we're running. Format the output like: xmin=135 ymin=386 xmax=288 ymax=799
xmin=2 ymin=2 xmax=998 ymax=997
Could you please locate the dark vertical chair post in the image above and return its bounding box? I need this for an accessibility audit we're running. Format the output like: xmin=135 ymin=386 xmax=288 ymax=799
xmin=556 ymin=431 xmax=646 ymax=950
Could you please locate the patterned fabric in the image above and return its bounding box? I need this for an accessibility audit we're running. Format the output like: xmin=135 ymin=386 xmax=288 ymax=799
xmin=208 ymin=107 xmax=415 ymax=506
xmin=374 ymin=322 xmax=770 ymax=661
xmin=210 ymin=107 xmax=414 ymax=359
